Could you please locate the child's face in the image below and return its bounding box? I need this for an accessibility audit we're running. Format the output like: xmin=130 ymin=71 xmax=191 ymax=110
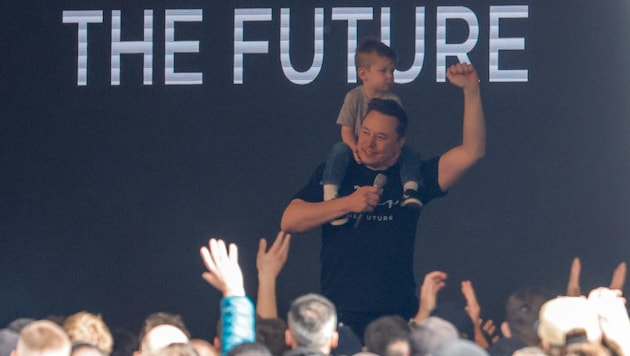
xmin=360 ymin=56 xmax=396 ymax=94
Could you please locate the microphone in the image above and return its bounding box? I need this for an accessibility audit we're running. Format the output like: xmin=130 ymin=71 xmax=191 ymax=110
xmin=354 ymin=173 xmax=387 ymax=229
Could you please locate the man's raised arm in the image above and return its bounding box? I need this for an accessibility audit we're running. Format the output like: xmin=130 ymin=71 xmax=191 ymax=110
xmin=437 ymin=63 xmax=487 ymax=191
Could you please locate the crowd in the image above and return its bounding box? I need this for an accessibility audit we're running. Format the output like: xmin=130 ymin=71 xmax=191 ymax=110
xmin=1 ymin=232 xmax=628 ymax=356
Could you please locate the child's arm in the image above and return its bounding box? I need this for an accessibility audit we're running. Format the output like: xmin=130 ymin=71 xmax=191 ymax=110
xmin=340 ymin=125 xmax=361 ymax=163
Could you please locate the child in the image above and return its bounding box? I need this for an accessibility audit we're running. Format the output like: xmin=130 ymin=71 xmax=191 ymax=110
xmin=322 ymin=38 xmax=424 ymax=225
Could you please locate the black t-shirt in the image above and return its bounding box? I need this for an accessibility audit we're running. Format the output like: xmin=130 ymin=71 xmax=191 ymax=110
xmin=292 ymin=156 xmax=446 ymax=314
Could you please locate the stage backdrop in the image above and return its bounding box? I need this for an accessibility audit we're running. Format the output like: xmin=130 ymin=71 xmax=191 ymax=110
xmin=2 ymin=0 xmax=630 ymax=339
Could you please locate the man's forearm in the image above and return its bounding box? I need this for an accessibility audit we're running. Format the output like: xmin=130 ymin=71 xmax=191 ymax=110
xmin=280 ymin=198 xmax=351 ymax=233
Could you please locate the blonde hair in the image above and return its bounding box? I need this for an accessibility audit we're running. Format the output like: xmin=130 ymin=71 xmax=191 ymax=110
xmin=63 ymin=312 xmax=113 ymax=355
xmin=17 ymin=320 xmax=71 ymax=356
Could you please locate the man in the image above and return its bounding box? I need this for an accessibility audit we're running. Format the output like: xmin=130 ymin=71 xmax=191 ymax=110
xmin=11 ymin=320 xmax=71 ymax=356
xmin=284 ymin=294 xmax=339 ymax=356
xmin=135 ymin=313 xmax=190 ymax=356
xmin=363 ymin=315 xmax=411 ymax=356
xmin=487 ymin=287 xmax=550 ymax=356
xmin=281 ymin=63 xmax=486 ymax=338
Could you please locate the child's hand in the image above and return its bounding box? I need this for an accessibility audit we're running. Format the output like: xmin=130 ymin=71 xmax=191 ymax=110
xmin=353 ymin=149 xmax=362 ymax=163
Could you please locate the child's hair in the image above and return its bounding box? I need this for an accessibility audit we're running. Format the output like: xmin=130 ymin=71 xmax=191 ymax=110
xmin=354 ymin=37 xmax=397 ymax=69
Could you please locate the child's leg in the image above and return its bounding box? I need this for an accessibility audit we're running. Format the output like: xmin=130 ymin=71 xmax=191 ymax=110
xmin=321 ymin=142 xmax=352 ymax=201
xmin=399 ymin=145 xmax=425 ymax=208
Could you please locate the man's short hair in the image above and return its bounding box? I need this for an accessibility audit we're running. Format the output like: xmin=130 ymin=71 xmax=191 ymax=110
xmin=255 ymin=318 xmax=289 ymax=356
xmin=355 ymin=37 xmax=397 ymax=69
xmin=148 ymin=343 xmax=198 ymax=356
xmin=71 ymin=343 xmax=106 ymax=356
xmin=409 ymin=317 xmax=458 ymax=356
xmin=16 ymin=320 xmax=71 ymax=356
xmin=138 ymin=313 xmax=191 ymax=346
xmin=227 ymin=342 xmax=272 ymax=356
xmin=286 ymin=294 xmax=337 ymax=349
xmin=363 ymin=315 xmax=410 ymax=356
xmin=505 ymin=287 xmax=551 ymax=346
xmin=367 ymin=99 xmax=408 ymax=138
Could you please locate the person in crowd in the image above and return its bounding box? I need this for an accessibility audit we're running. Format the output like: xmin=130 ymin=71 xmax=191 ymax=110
xmin=362 ymin=315 xmax=410 ymax=356
xmin=255 ymin=318 xmax=288 ymax=356
xmin=63 ymin=311 xmax=113 ymax=355
xmin=135 ymin=313 xmax=190 ymax=356
xmin=227 ymin=343 xmax=272 ymax=356
xmin=200 ymin=239 xmax=255 ymax=356
xmin=536 ymin=295 xmax=604 ymax=356
xmin=71 ymin=343 xmax=107 ymax=356
xmin=11 ymin=320 xmax=71 ymax=356
xmin=0 ymin=328 xmax=19 ymax=356
xmin=409 ymin=316 xmax=459 ymax=356
xmin=255 ymin=231 xmax=292 ymax=356
xmin=148 ymin=343 xmax=198 ymax=356
xmin=256 ymin=231 xmax=291 ymax=319
xmin=487 ymin=287 xmax=551 ymax=356
xmin=284 ymin=294 xmax=339 ymax=356
xmin=409 ymin=271 xmax=494 ymax=349
xmin=281 ymin=63 xmax=486 ymax=338
xmin=190 ymin=339 xmax=218 ymax=356
xmin=430 ymin=339 xmax=489 ymax=356
xmin=110 ymin=328 xmax=139 ymax=356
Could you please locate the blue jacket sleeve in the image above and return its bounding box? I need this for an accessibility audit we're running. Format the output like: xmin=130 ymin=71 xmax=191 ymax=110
xmin=220 ymin=295 xmax=256 ymax=356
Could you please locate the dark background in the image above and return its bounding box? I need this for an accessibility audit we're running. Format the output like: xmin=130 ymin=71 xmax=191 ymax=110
xmin=2 ymin=0 xmax=630 ymax=341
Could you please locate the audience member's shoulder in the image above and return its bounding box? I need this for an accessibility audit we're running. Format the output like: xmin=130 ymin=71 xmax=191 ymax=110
xmin=0 ymin=328 xmax=19 ymax=356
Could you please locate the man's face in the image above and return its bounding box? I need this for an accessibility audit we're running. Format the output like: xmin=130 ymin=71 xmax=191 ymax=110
xmin=357 ymin=110 xmax=405 ymax=171
xmin=360 ymin=56 xmax=395 ymax=94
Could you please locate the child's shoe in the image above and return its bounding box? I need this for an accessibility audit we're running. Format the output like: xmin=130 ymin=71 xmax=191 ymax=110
xmin=401 ymin=190 xmax=423 ymax=209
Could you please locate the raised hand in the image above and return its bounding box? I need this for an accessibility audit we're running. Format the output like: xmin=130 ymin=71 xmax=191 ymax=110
xmin=566 ymin=257 xmax=582 ymax=296
xmin=446 ymin=63 xmax=480 ymax=90
xmin=481 ymin=319 xmax=500 ymax=344
xmin=256 ymin=231 xmax=292 ymax=318
xmin=462 ymin=280 xmax=481 ymax=324
xmin=200 ymin=238 xmax=245 ymax=297
xmin=413 ymin=271 xmax=448 ymax=323
xmin=257 ymin=231 xmax=291 ymax=281
xmin=609 ymin=261 xmax=627 ymax=291
xmin=462 ymin=280 xmax=493 ymax=348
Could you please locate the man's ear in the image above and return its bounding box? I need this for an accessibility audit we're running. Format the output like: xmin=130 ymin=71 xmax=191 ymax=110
xmin=500 ymin=321 xmax=512 ymax=338
xmin=330 ymin=330 xmax=339 ymax=349
xmin=397 ymin=136 xmax=406 ymax=148
xmin=285 ymin=329 xmax=294 ymax=348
